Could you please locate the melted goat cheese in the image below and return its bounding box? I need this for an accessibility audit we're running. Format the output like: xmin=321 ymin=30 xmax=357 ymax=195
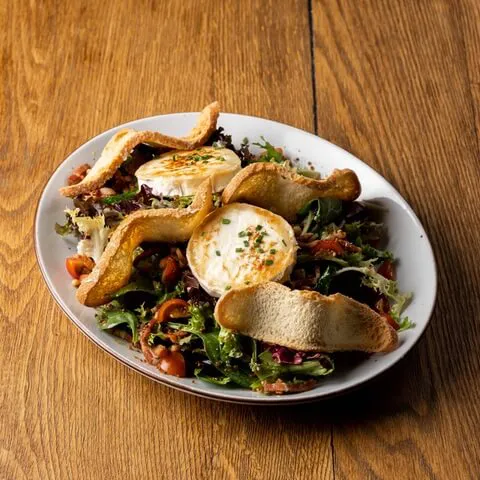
xmin=187 ymin=203 xmax=297 ymax=297
xmin=135 ymin=147 xmax=241 ymax=196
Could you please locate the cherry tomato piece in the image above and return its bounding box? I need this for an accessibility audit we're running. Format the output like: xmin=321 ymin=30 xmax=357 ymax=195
xmin=375 ymin=297 xmax=389 ymax=314
xmin=65 ymin=255 xmax=95 ymax=279
xmin=311 ymin=239 xmax=345 ymax=256
xmin=378 ymin=260 xmax=395 ymax=280
xmin=153 ymin=299 xmax=189 ymax=323
xmin=160 ymin=256 xmax=181 ymax=287
xmin=159 ymin=351 xmax=186 ymax=377
xmin=383 ymin=313 xmax=400 ymax=330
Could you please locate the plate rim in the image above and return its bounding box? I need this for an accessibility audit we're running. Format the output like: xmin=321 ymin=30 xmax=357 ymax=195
xmin=34 ymin=111 xmax=438 ymax=405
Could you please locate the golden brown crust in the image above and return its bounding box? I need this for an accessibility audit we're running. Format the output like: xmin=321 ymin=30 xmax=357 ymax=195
xmin=76 ymin=179 xmax=213 ymax=307
xmin=214 ymin=282 xmax=398 ymax=353
xmin=221 ymin=163 xmax=361 ymax=221
xmin=60 ymin=102 xmax=220 ymax=197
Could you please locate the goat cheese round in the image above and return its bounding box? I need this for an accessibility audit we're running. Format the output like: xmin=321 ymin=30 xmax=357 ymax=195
xmin=134 ymin=147 xmax=241 ymax=196
xmin=187 ymin=203 xmax=297 ymax=297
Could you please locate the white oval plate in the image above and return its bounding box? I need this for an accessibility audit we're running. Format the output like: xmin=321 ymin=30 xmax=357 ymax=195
xmin=35 ymin=112 xmax=437 ymax=405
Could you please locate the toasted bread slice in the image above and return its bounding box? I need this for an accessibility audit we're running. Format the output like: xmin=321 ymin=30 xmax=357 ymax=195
xmin=214 ymin=282 xmax=397 ymax=353
xmin=76 ymin=179 xmax=213 ymax=307
xmin=60 ymin=102 xmax=220 ymax=197
xmin=221 ymin=163 xmax=361 ymax=221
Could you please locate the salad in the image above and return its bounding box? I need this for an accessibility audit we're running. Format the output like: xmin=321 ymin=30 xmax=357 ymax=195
xmin=56 ymin=103 xmax=412 ymax=395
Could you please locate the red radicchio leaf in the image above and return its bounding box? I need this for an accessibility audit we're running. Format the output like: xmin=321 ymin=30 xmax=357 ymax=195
xmin=268 ymin=345 xmax=327 ymax=365
xmin=269 ymin=345 xmax=305 ymax=365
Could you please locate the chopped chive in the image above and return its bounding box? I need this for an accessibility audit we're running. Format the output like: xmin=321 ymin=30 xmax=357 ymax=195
xmin=225 ymin=285 xmax=232 ymax=291
xmin=282 ymin=239 xmax=287 ymax=246
xmin=270 ymin=249 xmax=277 ymax=254
xmin=245 ymin=280 xmax=251 ymax=285
xmin=216 ymin=250 xmax=221 ymax=256
xmin=257 ymin=248 xmax=265 ymax=253
xmin=243 ymin=240 xmax=249 ymax=247
xmin=238 ymin=231 xmax=247 ymax=237
xmin=255 ymin=234 xmax=264 ymax=244
xmin=222 ymin=218 xmax=231 ymax=224
xmin=247 ymin=231 xmax=253 ymax=236
xmin=256 ymin=225 xmax=262 ymax=231
xmin=235 ymin=248 xmax=244 ymax=253
xmin=265 ymin=259 xmax=274 ymax=266
xmin=200 ymin=231 xmax=206 ymax=237
xmin=192 ymin=154 xmax=212 ymax=162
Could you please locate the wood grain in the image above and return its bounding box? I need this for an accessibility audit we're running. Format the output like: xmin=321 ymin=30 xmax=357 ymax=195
xmin=1 ymin=0 xmax=479 ymax=478
xmin=0 ymin=1 xmax=330 ymax=480
xmin=312 ymin=0 xmax=480 ymax=478
xmin=461 ymin=0 xmax=480 ymax=153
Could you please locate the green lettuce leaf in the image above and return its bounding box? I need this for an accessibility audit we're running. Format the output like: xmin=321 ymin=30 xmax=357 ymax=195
xmin=334 ymin=266 xmax=412 ymax=316
xmin=168 ymin=321 xmax=253 ymax=388
xmin=314 ymin=265 xmax=338 ymax=294
xmin=112 ymin=278 xmax=157 ymax=298
xmin=186 ymin=304 xmax=211 ymax=333
xmin=361 ymin=244 xmax=394 ymax=262
xmin=253 ymin=351 xmax=334 ymax=383
xmin=96 ymin=302 xmax=139 ymax=343
xmin=391 ymin=311 xmax=416 ymax=332
xmin=344 ymin=220 xmax=384 ymax=244
xmin=219 ymin=327 xmax=243 ymax=360
xmin=194 ymin=368 xmax=232 ymax=386
xmin=54 ymin=220 xmax=75 ymax=236
xmin=298 ymin=198 xmax=343 ymax=233
xmin=253 ymin=137 xmax=286 ymax=164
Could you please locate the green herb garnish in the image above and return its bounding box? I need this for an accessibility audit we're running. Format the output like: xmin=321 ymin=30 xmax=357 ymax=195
xmin=253 ymin=137 xmax=286 ymax=164
xmin=255 ymin=234 xmax=264 ymax=244
xmin=101 ymin=190 xmax=138 ymax=205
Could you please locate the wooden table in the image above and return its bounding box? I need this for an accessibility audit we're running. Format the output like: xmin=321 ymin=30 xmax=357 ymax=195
xmin=2 ymin=1 xmax=479 ymax=478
